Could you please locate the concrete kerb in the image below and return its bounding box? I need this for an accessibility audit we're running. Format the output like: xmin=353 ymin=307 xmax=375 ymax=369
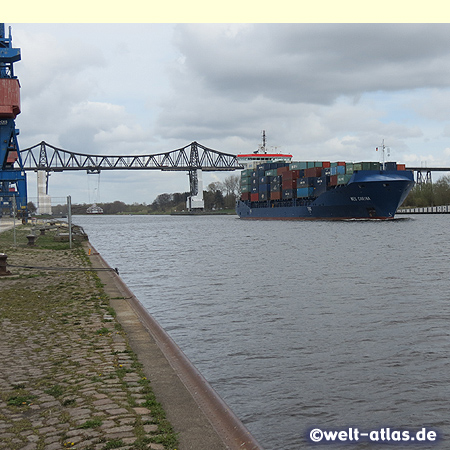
xmin=85 ymin=241 xmax=263 ymax=450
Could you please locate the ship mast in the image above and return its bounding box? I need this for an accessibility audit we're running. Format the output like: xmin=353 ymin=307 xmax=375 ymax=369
xmin=259 ymin=130 xmax=267 ymax=154
xmin=378 ymin=139 xmax=390 ymax=170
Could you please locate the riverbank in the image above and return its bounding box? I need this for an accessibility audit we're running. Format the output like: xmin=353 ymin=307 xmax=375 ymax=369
xmin=0 ymin=224 xmax=237 ymax=450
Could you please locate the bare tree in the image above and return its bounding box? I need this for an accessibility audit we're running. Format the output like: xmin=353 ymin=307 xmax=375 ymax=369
xmin=223 ymin=174 xmax=240 ymax=197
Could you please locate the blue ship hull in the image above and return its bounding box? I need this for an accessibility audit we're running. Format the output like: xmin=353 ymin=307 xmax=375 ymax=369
xmin=236 ymin=170 xmax=415 ymax=220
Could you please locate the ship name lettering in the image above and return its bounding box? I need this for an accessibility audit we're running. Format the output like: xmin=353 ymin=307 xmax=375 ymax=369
xmin=350 ymin=196 xmax=371 ymax=201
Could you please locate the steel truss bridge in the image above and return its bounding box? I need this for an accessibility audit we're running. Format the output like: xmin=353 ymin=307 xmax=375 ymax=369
xmin=20 ymin=141 xmax=243 ymax=173
xmin=406 ymin=167 xmax=450 ymax=184
xmin=17 ymin=141 xmax=244 ymax=209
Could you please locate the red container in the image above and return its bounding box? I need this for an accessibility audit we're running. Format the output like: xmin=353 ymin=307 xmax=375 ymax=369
xmin=337 ymin=161 xmax=346 ymax=166
xmin=282 ymin=179 xmax=297 ymax=190
xmin=283 ymin=170 xmax=300 ymax=180
xmin=329 ymin=175 xmax=338 ymax=186
xmin=397 ymin=164 xmax=406 ymax=170
xmin=270 ymin=191 xmax=282 ymax=200
xmin=250 ymin=193 xmax=259 ymax=202
xmin=304 ymin=167 xmax=323 ymax=177
xmin=277 ymin=166 xmax=290 ymax=175
xmin=0 ymin=78 xmax=21 ymax=118
xmin=6 ymin=151 xmax=17 ymax=164
xmin=241 ymin=192 xmax=250 ymax=201
xmin=322 ymin=161 xmax=331 ymax=168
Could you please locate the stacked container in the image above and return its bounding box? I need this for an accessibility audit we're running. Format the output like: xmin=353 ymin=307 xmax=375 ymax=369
xmin=240 ymin=159 xmax=398 ymax=203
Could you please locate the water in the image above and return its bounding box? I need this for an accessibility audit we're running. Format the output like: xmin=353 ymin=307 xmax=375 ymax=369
xmin=74 ymin=214 xmax=450 ymax=449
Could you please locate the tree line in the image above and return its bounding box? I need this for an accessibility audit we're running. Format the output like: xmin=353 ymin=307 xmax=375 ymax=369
xmin=403 ymin=175 xmax=450 ymax=207
xmin=28 ymin=174 xmax=241 ymax=215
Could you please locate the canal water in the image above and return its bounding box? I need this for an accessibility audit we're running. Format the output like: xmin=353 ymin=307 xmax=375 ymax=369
xmin=74 ymin=214 xmax=450 ymax=449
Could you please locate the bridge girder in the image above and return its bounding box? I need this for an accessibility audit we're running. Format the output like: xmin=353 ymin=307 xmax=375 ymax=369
xmin=19 ymin=141 xmax=244 ymax=173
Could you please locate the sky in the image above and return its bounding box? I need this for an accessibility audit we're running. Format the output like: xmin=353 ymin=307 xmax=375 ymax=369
xmin=8 ymin=21 xmax=450 ymax=205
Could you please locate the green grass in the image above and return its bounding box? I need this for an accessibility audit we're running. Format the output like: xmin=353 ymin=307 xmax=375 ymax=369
xmin=7 ymin=393 xmax=37 ymax=406
xmin=102 ymin=440 xmax=124 ymax=449
xmin=0 ymin=224 xmax=81 ymax=250
xmin=79 ymin=418 xmax=103 ymax=429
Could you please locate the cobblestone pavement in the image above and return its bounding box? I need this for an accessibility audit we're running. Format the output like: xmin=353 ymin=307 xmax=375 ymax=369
xmin=0 ymin=232 xmax=177 ymax=450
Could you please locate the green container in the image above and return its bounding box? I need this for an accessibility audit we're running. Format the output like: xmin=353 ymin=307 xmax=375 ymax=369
xmin=330 ymin=162 xmax=337 ymax=167
xmin=353 ymin=162 xmax=363 ymax=171
xmin=337 ymin=174 xmax=352 ymax=185
xmin=289 ymin=162 xmax=308 ymax=170
xmin=359 ymin=162 xmax=381 ymax=171
xmin=346 ymin=163 xmax=354 ymax=175
xmin=265 ymin=169 xmax=277 ymax=176
xmin=241 ymin=185 xmax=250 ymax=193
xmin=314 ymin=161 xmax=323 ymax=167
xmin=307 ymin=161 xmax=316 ymax=168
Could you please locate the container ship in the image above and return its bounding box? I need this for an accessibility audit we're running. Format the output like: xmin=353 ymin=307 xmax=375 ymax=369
xmin=235 ymin=140 xmax=414 ymax=220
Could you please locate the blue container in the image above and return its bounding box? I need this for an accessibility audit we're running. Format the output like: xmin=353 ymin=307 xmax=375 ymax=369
xmin=271 ymin=183 xmax=281 ymax=192
xmin=271 ymin=175 xmax=282 ymax=185
xmin=312 ymin=176 xmax=327 ymax=187
xmin=258 ymin=183 xmax=270 ymax=194
xmin=322 ymin=167 xmax=331 ymax=176
xmin=385 ymin=162 xmax=397 ymax=170
xmin=251 ymin=186 xmax=258 ymax=193
xmin=282 ymin=189 xmax=296 ymax=199
xmin=331 ymin=166 xmax=345 ymax=175
xmin=302 ymin=177 xmax=315 ymax=187
xmin=297 ymin=187 xmax=314 ymax=198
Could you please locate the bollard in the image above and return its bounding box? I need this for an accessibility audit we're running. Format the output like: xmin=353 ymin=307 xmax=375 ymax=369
xmin=26 ymin=234 xmax=37 ymax=246
xmin=40 ymin=228 xmax=46 ymax=235
xmin=0 ymin=253 xmax=11 ymax=275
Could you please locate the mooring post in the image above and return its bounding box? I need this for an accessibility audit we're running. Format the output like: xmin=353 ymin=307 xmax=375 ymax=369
xmin=26 ymin=234 xmax=37 ymax=246
xmin=0 ymin=253 xmax=11 ymax=275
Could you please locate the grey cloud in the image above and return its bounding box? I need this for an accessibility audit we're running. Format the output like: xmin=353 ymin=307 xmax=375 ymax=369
xmin=171 ymin=24 xmax=450 ymax=105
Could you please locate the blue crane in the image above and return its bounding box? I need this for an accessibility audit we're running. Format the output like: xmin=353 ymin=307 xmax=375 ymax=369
xmin=0 ymin=23 xmax=27 ymax=217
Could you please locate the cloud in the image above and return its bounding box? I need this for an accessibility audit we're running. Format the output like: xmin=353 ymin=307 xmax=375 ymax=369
xmin=170 ymin=24 xmax=450 ymax=105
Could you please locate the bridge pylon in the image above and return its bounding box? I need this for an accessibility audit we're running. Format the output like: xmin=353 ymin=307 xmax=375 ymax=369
xmin=415 ymin=169 xmax=432 ymax=185
xmin=186 ymin=142 xmax=204 ymax=210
